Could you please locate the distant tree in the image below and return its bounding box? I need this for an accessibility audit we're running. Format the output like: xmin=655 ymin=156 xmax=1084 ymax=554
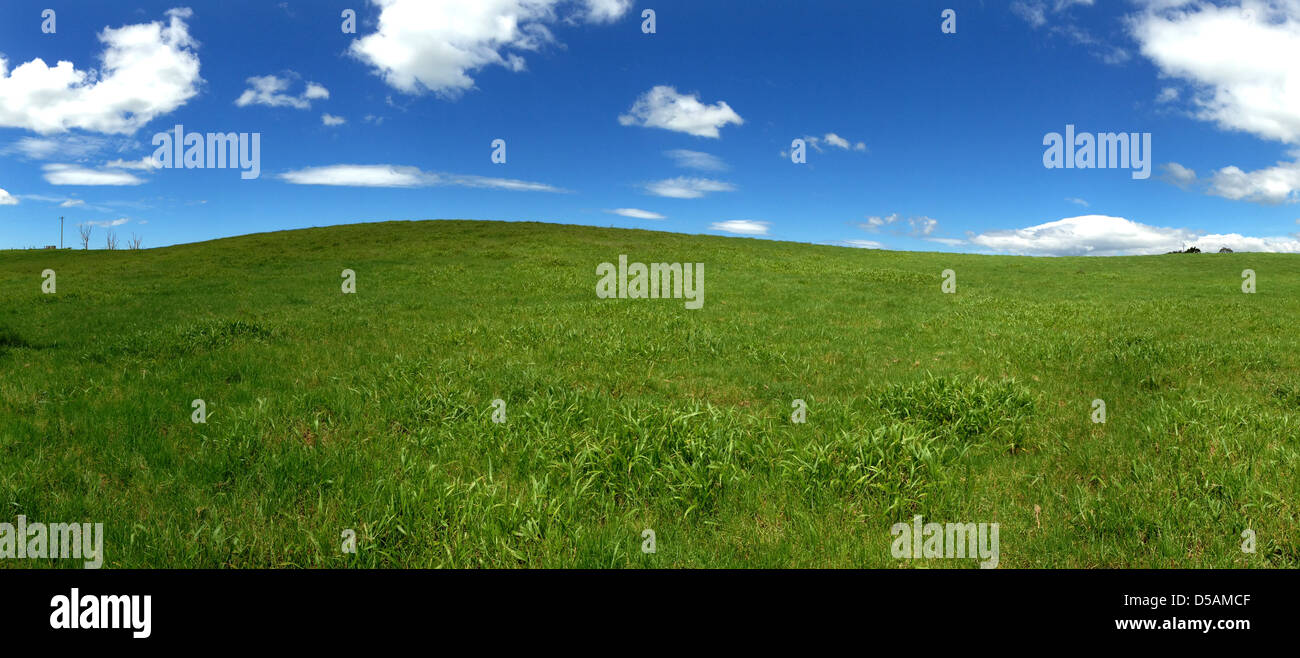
xmin=128 ymin=233 xmax=143 ymax=250
xmin=78 ymin=224 xmax=92 ymax=250
xmin=105 ymin=230 xmax=118 ymax=251
xmin=1219 ymin=247 xmax=1233 ymax=253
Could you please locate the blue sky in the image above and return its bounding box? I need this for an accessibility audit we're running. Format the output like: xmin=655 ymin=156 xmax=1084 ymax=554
xmin=2 ymin=0 xmax=1299 ymax=255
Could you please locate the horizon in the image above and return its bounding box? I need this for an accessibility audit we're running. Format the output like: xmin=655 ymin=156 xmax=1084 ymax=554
xmin=3 ymin=1 xmax=1300 ymax=255
xmin=0 ymin=216 xmax=1263 ymax=258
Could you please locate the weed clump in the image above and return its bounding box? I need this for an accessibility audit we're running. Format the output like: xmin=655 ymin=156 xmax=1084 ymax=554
xmin=178 ymin=319 xmax=274 ymax=351
xmin=874 ymin=374 xmax=1036 ymax=452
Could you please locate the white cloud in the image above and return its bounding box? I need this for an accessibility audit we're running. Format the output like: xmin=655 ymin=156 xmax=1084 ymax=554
xmin=618 ymin=86 xmax=743 ymax=138
xmin=860 ymin=213 xmax=938 ymax=236
xmin=795 ymin=133 xmax=867 ymax=154
xmin=43 ymin=164 xmax=144 ymax=186
xmin=1160 ymin=162 xmax=1198 ymax=188
xmin=1013 ymin=1 xmax=1126 ymax=63
xmin=582 ymin=0 xmax=632 ymax=23
xmin=5 ymin=135 xmax=114 ymax=160
xmin=925 ymin=237 xmax=966 ymax=246
xmin=82 ymin=217 xmax=131 ymax=228
xmin=643 ymin=176 xmax=736 ymax=199
xmin=1011 ymin=1 xmax=1048 ymax=27
xmin=1132 ymin=3 xmax=1300 ymax=205
xmin=104 ymin=157 xmax=161 ymax=171
xmin=0 ymin=188 xmax=17 ymax=205
xmin=965 ymin=214 xmax=1300 ymax=255
xmin=235 ymin=74 xmax=329 ymax=110
xmin=282 ymin=165 xmax=428 ymax=187
xmin=1207 ymin=158 xmax=1300 ymax=205
xmin=1130 ymin=0 xmax=1300 ymax=145
xmin=18 ymin=194 xmax=100 ymax=209
xmin=0 ymin=8 xmax=200 ymax=135
xmin=823 ymin=133 xmax=850 ymax=149
xmin=912 ymin=216 xmax=938 ymax=236
xmin=277 ymin=164 xmax=564 ymax=192
xmin=844 ymin=239 xmax=884 ymax=249
xmin=710 ymin=220 xmax=769 ymax=236
xmin=304 ymin=83 xmax=329 ymax=100
xmin=665 ymin=149 xmax=727 ymax=171
xmin=350 ymin=0 xmax=630 ymax=97
xmin=452 ymin=174 xmax=564 ymax=192
xmin=1189 ymin=233 xmax=1300 ymax=253
xmin=322 ymin=113 xmax=346 ymax=126
xmin=606 ymin=208 xmax=665 ymax=220
xmin=1065 ymin=197 xmax=1090 ymax=207
xmin=971 ymin=215 xmax=1191 ymax=256
xmin=861 ymin=214 xmax=893 ymax=230
xmin=1156 ymin=86 xmax=1179 ymax=103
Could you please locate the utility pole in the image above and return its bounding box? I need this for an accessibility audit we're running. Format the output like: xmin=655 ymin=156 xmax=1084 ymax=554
xmin=60 ymin=216 xmax=64 ymax=249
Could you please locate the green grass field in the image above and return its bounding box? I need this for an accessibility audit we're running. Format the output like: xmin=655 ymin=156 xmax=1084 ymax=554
xmin=2 ymin=219 xmax=1297 ymax=568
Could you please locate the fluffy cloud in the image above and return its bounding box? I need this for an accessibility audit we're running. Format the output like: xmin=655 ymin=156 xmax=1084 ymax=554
xmin=606 ymin=208 xmax=665 ymax=220
xmin=1133 ymin=2 xmax=1300 ymax=205
xmin=643 ymin=176 xmax=736 ymax=199
xmin=235 ymin=75 xmax=329 ymax=109
xmin=42 ymin=164 xmax=144 ymax=186
xmin=823 ymin=133 xmax=851 ymax=149
xmin=619 ymin=86 xmax=743 ymax=138
xmin=322 ymin=114 xmax=346 ymax=126
xmin=1160 ymin=162 xmax=1198 ymax=188
xmin=710 ymin=220 xmax=769 ymax=236
xmin=971 ymin=215 xmax=1192 ymax=256
xmin=582 ymin=0 xmax=632 ymax=23
xmin=277 ymin=164 xmax=565 ymax=192
xmin=350 ymin=0 xmax=631 ymax=97
xmin=1163 ymin=157 xmax=1300 ymax=204
xmin=1189 ymin=233 xmax=1300 ymax=253
xmin=825 ymin=133 xmax=866 ymax=151
xmin=0 ymin=8 xmax=200 ymax=135
xmin=0 ymin=188 xmax=17 ymax=205
xmin=969 ymin=214 xmax=1300 ymax=255
xmin=1207 ymin=158 xmax=1300 ymax=205
xmin=1130 ymin=0 xmax=1300 ymax=145
xmin=665 ymin=149 xmax=727 ymax=171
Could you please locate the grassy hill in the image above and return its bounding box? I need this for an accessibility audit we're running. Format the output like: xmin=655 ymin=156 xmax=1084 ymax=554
xmin=2 ymin=219 xmax=1297 ymax=568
